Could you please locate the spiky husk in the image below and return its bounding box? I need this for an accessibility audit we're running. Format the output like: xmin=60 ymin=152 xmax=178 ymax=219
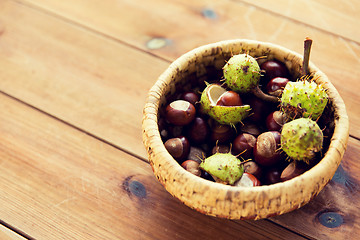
xmin=207 ymin=105 xmax=250 ymax=125
xmin=223 ymin=54 xmax=261 ymax=93
xmin=280 ymin=78 xmax=328 ymax=120
xmin=281 ymin=118 xmax=323 ymax=163
xmin=200 ymin=83 xmax=251 ymax=125
xmin=199 ymin=152 xmax=244 ymax=185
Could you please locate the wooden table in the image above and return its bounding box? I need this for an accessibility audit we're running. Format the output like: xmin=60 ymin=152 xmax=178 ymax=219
xmin=1 ymin=0 xmax=359 ymax=239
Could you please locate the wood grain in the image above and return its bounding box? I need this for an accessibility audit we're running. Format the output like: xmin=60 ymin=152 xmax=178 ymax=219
xmin=239 ymin=0 xmax=360 ymax=43
xmin=0 ymin=0 xmax=169 ymax=159
xmin=0 ymin=93 xmax=307 ymax=240
xmin=8 ymin=0 xmax=360 ymax=140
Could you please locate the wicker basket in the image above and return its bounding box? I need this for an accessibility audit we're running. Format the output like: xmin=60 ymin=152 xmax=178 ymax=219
xmin=142 ymin=39 xmax=349 ymax=220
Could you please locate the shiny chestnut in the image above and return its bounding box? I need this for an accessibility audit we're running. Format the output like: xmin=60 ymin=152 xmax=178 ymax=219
xmin=253 ymin=131 xmax=283 ymax=166
xmin=264 ymin=168 xmax=282 ymax=185
xmin=164 ymin=136 xmax=190 ymax=163
xmin=247 ymin=97 xmax=270 ymax=124
xmin=266 ymin=77 xmax=290 ymax=97
xmin=165 ymin=100 xmax=196 ymax=126
xmin=266 ymin=111 xmax=286 ymax=132
xmin=180 ymin=91 xmax=200 ymax=106
xmin=260 ymin=60 xmax=289 ymax=82
xmin=232 ymin=133 xmax=256 ymax=159
xmin=186 ymin=117 xmax=209 ymax=144
xmin=216 ymin=91 xmax=243 ymax=106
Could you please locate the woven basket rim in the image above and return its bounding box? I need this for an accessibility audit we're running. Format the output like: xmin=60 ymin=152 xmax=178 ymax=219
xmin=142 ymin=39 xmax=349 ymax=219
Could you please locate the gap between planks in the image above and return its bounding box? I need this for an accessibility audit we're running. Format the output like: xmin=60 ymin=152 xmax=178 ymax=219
xmin=0 ymin=89 xmax=149 ymax=165
xmin=0 ymin=220 xmax=34 ymax=240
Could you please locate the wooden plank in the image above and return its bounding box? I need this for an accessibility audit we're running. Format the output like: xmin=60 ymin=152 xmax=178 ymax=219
xmin=0 ymin=0 xmax=170 ymax=159
xmin=0 ymin=93 xmax=308 ymax=240
xmin=0 ymin=225 xmax=26 ymax=240
xmin=239 ymin=0 xmax=360 ymax=43
xmin=5 ymin=0 xmax=360 ymax=140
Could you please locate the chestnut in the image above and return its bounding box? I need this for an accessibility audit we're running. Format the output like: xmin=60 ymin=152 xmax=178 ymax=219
xmin=266 ymin=77 xmax=290 ymax=97
xmin=280 ymin=161 xmax=307 ymax=182
xmin=165 ymin=100 xmax=196 ymax=126
xmin=181 ymin=160 xmax=201 ymax=176
xmin=243 ymin=160 xmax=262 ymax=180
xmin=247 ymin=97 xmax=270 ymax=124
xmin=180 ymin=91 xmax=200 ymax=106
xmin=240 ymin=122 xmax=262 ymax=137
xmin=210 ymin=120 xmax=235 ymax=143
xmin=216 ymin=91 xmax=243 ymax=106
xmin=232 ymin=133 xmax=256 ymax=159
xmin=266 ymin=111 xmax=286 ymax=132
xmin=158 ymin=118 xmax=169 ymax=140
xmin=264 ymin=168 xmax=282 ymax=185
xmin=260 ymin=60 xmax=289 ymax=83
xmin=211 ymin=144 xmax=230 ymax=155
xmin=201 ymin=171 xmax=215 ymax=182
xmin=235 ymin=173 xmax=261 ymax=187
xmin=253 ymin=131 xmax=283 ymax=166
xmin=164 ymin=136 xmax=190 ymax=163
xmin=186 ymin=117 xmax=210 ymax=144
xmin=187 ymin=146 xmax=206 ymax=164
xmin=167 ymin=125 xmax=184 ymax=138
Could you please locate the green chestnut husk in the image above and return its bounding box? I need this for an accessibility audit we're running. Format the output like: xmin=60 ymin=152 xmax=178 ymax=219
xmin=200 ymin=83 xmax=250 ymax=126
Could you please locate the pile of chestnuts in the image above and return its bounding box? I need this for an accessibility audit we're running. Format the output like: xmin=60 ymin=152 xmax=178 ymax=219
xmin=158 ymin=57 xmax=332 ymax=187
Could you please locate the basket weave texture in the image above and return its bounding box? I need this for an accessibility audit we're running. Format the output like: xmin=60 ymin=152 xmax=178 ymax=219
xmin=142 ymin=39 xmax=349 ymax=220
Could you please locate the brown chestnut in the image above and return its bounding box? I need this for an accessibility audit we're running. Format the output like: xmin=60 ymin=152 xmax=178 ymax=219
xmin=260 ymin=60 xmax=289 ymax=82
xmin=247 ymin=97 xmax=270 ymax=124
xmin=167 ymin=125 xmax=184 ymax=138
xmin=211 ymin=144 xmax=230 ymax=155
xmin=253 ymin=131 xmax=283 ymax=166
xmin=210 ymin=121 xmax=235 ymax=143
xmin=266 ymin=111 xmax=286 ymax=132
xmin=158 ymin=118 xmax=169 ymax=140
xmin=164 ymin=136 xmax=190 ymax=163
xmin=181 ymin=160 xmax=201 ymax=176
xmin=216 ymin=91 xmax=243 ymax=106
xmin=243 ymin=160 xmax=262 ymax=180
xmin=280 ymin=161 xmax=307 ymax=182
xmin=201 ymin=170 xmax=215 ymax=182
xmin=186 ymin=117 xmax=210 ymax=144
xmin=264 ymin=167 xmax=282 ymax=185
xmin=240 ymin=122 xmax=262 ymax=137
xmin=232 ymin=133 xmax=256 ymax=159
xmin=187 ymin=146 xmax=206 ymax=164
xmin=165 ymin=100 xmax=196 ymax=126
xmin=266 ymin=77 xmax=290 ymax=97
xmin=180 ymin=91 xmax=200 ymax=106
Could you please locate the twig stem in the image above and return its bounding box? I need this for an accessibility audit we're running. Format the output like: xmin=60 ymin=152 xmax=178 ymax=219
xmin=303 ymin=37 xmax=313 ymax=75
